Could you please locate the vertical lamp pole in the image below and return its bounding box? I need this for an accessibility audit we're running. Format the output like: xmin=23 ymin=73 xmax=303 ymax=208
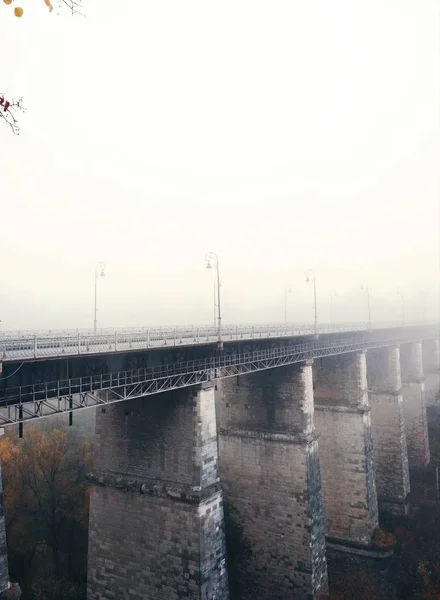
xmin=397 ymin=290 xmax=405 ymax=327
xmin=305 ymin=270 xmax=318 ymax=337
xmin=94 ymin=261 xmax=106 ymax=334
xmin=361 ymin=284 xmax=372 ymax=331
xmin=213 ymin=281 xmax=217 ymax=327
xmin=284 ymin=286 xmax=292 ymax=324
xmin=205 ymin=252 xmax=222 ymax=350
xmin=329 ymin=292 xmax=338 ymax=328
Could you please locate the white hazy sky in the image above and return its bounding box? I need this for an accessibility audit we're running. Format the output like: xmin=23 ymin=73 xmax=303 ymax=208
xmin=0 ymin=0 xmax=439 ymax=330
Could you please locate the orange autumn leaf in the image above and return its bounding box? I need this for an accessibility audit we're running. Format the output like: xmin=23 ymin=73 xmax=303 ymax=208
xmin=3 ymin=0 xmax=83 ymax=16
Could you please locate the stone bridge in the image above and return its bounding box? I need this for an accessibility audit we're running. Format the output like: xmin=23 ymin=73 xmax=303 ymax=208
xmin=0 ymin=324 xmax=438 ymax=599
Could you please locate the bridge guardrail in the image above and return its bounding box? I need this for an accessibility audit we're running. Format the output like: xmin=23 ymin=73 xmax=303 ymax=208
xmin=0 ymin=330 xmax=433 ymax=425
xmin=0 ymin=322 xmax=434 ymax=362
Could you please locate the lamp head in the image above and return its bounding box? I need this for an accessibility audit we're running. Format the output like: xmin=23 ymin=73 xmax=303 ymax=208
xmin=96 ymin=261 xmax=106 ymax=278
xmin=304 ymin=269 xmax=314 ymax=283
xmin=206 ymin=260 xmax=212 ymax=270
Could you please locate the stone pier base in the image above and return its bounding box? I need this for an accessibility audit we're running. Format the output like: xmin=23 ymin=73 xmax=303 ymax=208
xmin=367 ymin=346 xmax=410 ymax=517
xmin=400 ymin=343 xmax=430 ymax=469
xmin=313 ymin=352 xmax=379 ymax=546
xmin=219 ymin=364 xmax=328 ymax=600
xmin=0 ymin=583 xmax=22 ymax=599
xmin=87 ymin=384 xmax=229 ymax=600
xmin=422 ymin=339 xmax=440 ymax=408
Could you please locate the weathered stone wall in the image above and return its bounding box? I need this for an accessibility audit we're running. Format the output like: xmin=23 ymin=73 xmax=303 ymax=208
xmin=219 ymin=365 xmax=314 ymax=436
xmin=400 ymin=342 xmax=430 ymax=469
xmin=314 ymin=352 xmax=379 ymax=545
xmin=0 ymin=583 xmax=21 ymax=599
xmin=219 ymin=364 xmax=328 ymax=600
xmin=0 ymin=431 xmax=10 ymax=595
xmin=87 ymin=383 xmax=229 ymax=600
xmin=367 ymin=346 xmax=410 ymax=514
xmin=422 ymin=339 xmax=440 ymax=408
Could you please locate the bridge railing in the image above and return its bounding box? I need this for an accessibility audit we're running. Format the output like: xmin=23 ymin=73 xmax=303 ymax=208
xmin=0 ymin=322 xmax=433 ymax=362
xmin=0 ymin=329 xmax=432 ymax=425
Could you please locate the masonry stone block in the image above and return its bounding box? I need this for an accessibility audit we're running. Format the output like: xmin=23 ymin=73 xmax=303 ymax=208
xmin=0 ymin=430 xmax=11 ymax=596
xmin=422 ymin=339 xmax=440 ymax=408
xmin=367 ymin=346 xmax=410 ymax=515
xmin=400 ymin=342 xmax=430 ymax=469
xmin=87 ymin=383 xmax=229 ymax=600
xmin=313 ymin=352 xmax=379 ymax=545
xmin=219 ymin=363 xmax=328 ymax=600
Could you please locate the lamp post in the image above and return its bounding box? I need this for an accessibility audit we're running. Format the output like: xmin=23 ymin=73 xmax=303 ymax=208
xmin=205 ymin=252 xmax=222 ymax=349
xmin=94 ymin=262 xmax=106 ymax=334
xmin=329 ymin=292 xmax=337 ymax=328
xmin=305 ymin=270 xmax=318 ymax=337
xmin=284 ymin=286 xmax=292 ymax=324
xmin=213 ymin=281 xmax=217 ymax=327
xmin=361 ymin=284 xmax=372 ymax=331
xmin=397 ymin=290 xmax=405 ymax=327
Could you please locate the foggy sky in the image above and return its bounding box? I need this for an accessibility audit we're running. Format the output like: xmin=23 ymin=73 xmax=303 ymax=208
xmin=0 ymin=0 xmax=439 ymax=331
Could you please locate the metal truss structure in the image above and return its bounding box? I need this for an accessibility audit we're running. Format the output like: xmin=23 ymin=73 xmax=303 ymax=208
xmin=0 ymin=331 xmax=430 ymax=426
xmin=0 ymin=321 xmax=430 ymax=362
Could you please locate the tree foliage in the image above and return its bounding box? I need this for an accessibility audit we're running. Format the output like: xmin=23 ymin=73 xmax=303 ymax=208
xmin=0 ymin=425 xmax=92 ymax=599
xmin=2 ymin=0 xmax=84 ymax=18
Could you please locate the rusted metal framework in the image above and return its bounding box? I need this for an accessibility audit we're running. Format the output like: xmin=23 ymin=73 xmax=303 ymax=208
xmin=0 ymin=332 xmax=429 ymax=426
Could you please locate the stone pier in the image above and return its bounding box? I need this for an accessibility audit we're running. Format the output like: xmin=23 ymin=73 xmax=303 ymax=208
xmin=87 ymin=383 xmax=229 ymax=600
xmin=218 ymin=363 xmax=328 ymax=600
xmin=400 ymin=342 xmax=430 ymax=470
xmin=0 ymin=465 xmax=8 ymax=597
xmin=422 ymin=339 xmax=440 ymax=408
xmin=0 ymin=428 xmax=16 ymax=599
xmin=367 ymin=346 xmax=410 ymax=515
xmin=313 ymin=352 xmax=379 ymax=546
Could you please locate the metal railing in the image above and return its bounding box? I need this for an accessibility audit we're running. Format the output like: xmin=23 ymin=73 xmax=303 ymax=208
xmin=0 ymin=329 xmax=432 ymax=425
xmin=0 ymin=321 xmax=425 ymax=362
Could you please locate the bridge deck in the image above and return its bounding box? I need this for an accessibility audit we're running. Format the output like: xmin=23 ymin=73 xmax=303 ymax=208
xmin=0 ymin=329 xmax=434 ymax=426
xmin=0 ymin=322 xmax=425 ymax=362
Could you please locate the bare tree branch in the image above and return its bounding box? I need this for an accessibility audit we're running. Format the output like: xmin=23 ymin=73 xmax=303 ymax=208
xmin=1 ymin=1 xmax=84 ymax=137
xmin=57 ymin=0 xmax=85 ymax=17
xmin=0 ymin=95 xmax=25 ymax=135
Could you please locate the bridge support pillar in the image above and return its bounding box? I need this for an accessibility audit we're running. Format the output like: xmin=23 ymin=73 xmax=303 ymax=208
xmin=218 ymin=363 xmax=328 ymax=600
xmin=422 ymin=339 xmax=440 ymax=408
xmin=86 ymin=383 xmax=229 ymax=600
xmin=400 ymin=342 xmax=430 ymax=470
xmin=367 ymin=346 xmax=410 ymax=515
xmin=0 ymin=428 xmax=17 ymax=599
xmin=313 ymin=352 xmax=379 ymax=546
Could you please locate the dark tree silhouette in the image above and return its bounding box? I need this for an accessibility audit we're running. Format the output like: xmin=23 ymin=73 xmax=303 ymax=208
xmin=0 ymin=96 xmax=25 ymax=136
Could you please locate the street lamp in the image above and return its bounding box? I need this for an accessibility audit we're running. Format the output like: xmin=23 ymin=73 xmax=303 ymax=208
xmin=397 ymin=290 xmax=405 ymax=327
xmin=205 ymin=252 xmax=222 ymax=349
xmin=94 ymin=262 xmax=106 ymax=334
xmin=305 ymin=270 xmax=318 ymax=337
xmin=329 ymin=292 xmax=337 ymax=328
xmin=361 ymin=284 xmax=372 ymax=331
xmin=213 ymin=281 xmax=217 ymax=327
xmin=284 ymin=286 xmax=292 ymax=324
